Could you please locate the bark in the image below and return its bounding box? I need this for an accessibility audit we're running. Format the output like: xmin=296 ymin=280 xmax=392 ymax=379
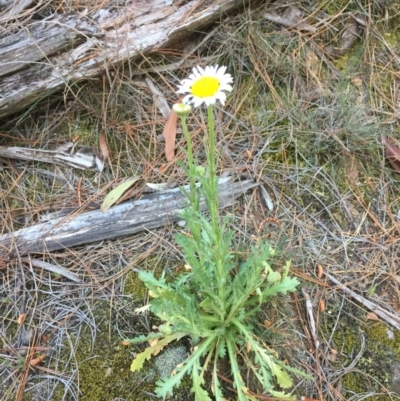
xmin=0 ymin=0 xmax=255 ymax=119
xmin=0 ymin=144 xmax=104 ymax=170
xmin=0 ymin=177 xmax=259 ymax=258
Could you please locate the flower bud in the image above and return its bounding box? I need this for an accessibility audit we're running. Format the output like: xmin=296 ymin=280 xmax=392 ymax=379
xmin=195 ymin=166 xmax=205 ymax=176
xmin=172 ymin=103 xmax=192 ymax=117
xmin=267 ymin=271 xmax=281 ymax=284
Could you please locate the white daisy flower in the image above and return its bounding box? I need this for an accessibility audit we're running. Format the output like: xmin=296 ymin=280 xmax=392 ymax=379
xmin=177 ymin=65 xmax=233 ymax=108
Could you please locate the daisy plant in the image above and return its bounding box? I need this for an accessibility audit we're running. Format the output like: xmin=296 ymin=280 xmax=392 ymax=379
xmin=127 ymin=65 xmax=305 ymax=400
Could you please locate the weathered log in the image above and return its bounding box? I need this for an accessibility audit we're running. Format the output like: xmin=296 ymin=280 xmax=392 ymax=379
xmin=0 ymin=177 xmax=259 ymax=258
xmin=0 ymin=0 xmax=256 ymax=118
xmin=0 ymin=0 xmax=35 ymax=24
xmin=0 ymin=144 xmax=104 ymax=170
xmin=0 ymin=14 xmax=98 ymax=77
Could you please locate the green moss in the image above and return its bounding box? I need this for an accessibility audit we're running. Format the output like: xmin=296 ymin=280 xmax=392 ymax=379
xmin=124 ymin=271 xmax=148 ymax=300
xmin=323 ymin=304 xmax=400 ymax=399
xmin=366 ymin=324 xmax=400 ymax=358
xmin=50 ymin=255 xmax=191 ymax=401
xmin=59 ymin=300 xmax=193 ymax=401
xmin=77 ymin=334 xmax=137 ymax=400
xmin=124 ymin=256 xmax=180 ymax=300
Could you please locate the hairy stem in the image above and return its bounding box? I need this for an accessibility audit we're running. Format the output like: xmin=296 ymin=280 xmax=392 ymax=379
xmin=206 ymin=105 xmax=226 ymax=318
xmin=181 ymin=115 xmax=199 ymax=212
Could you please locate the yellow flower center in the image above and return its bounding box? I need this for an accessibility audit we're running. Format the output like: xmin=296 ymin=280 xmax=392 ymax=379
xmin=191 ymin=76 xmax=220 ymax=98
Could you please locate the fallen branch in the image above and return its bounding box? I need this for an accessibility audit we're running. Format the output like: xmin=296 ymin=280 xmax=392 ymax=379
xmin=0 ymin=177 xmax=259 ymax=258
xmin=0 ymin=145 xmax=103 ymax=171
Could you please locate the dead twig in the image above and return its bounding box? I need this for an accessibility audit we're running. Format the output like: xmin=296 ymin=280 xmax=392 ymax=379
xmin=324 ymin=272 xmax=400 ymax=330
xmin=301 ymin=288 xmax=320 ymax=351
xmin=263 ymin=13 xmax=317 ymax=33
xmin=27 ymin=257 xmax=81 ymax=283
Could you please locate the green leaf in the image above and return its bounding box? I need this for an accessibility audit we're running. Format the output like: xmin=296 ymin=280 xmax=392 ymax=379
xmin=130 ymin=333 xmax=184 ymax=372
xmin=268 ymin=389 xmax=296 ymax=400
xmin=279 ymin=276 xmax=300 ymax=293
xmin=216 ymin=337 xmax=226 ymax=358
xmin=251 ymin=363 xmax=273 ymax=392
xmin=124 ymin=332 xmax=164 ymax=344
xmin=192 ymin=359 xmax=213 ymax=401
xmin=282 ymin=260 xmax=291 ymax=279
xmin=138 ymin=270 xmax=167 ymax=289
xmin=155 ymin=336 xmax=216 ymax=398
xmin=212 ymin=355 xmax=229 ymax=401
xmin=263 ymin=276 xmax=299 ymax=298
xmin=130 ymin=346 xmax=154 ymax=372
xmin=270 ymin=361 xmax=293 ymax=389
xmin=101 ymin=176 xmax=140 ymax=213
xmin=254 ymin=342 xmax=293 ymax=389
xmin=201 ymin=228 xmax=212 ymax=245
xmin=274 ymin=360 xmax=312 ymax=379
xmin=225 ymin=337 xmax=249 ymax=401
xmin=155 ymin=368 xmax=188 ymax=398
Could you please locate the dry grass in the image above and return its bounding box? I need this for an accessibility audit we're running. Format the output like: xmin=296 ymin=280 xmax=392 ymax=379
xmin=1 ymin=0 xmax=400 ymax=400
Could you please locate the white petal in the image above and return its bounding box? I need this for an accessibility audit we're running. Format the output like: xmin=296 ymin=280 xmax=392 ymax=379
xmin=221 ymin=75 xmax=233 ymax=85
xmin=193 ymin=98 xmax=203 ymax=107
xmin=217 ymin=92 xmax=226 ymax=104
xmin=220 ymin=83 xmax=233 ymax=92
xmin=180 ymin=78 xmax=192 ymax=85
xmin=182 ymin=94 xmax=193 ymax=104
xmin=206 ymin=97 xmax=217 ymax=106
xmin=197 ymin=65 xmax=205 ymax=75
xmin=217 ymin=66 xmax=227 ymax=76
xmin=176 ymin=86 xmax=187 ymax=94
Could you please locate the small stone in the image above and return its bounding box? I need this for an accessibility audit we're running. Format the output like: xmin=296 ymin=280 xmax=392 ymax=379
xmin=390 ymin=363 xmax=400 ymax=395
xmin=154 ymin=345 xmax=187 ymax=378
xmin=19 ymin=328 xmax=34 ymax=346
xmin=387 ymin=329 xmax=395 ymax=340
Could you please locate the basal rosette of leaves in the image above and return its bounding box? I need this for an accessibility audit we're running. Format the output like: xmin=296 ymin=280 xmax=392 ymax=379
xmin=126 ymin=66 xmax=306 ymax=401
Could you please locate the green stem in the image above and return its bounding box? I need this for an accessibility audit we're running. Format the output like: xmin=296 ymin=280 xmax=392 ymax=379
xmin=206 ymin=105 xmax=219 ymax=235
xmin=181 ymin=115 xmax=205 ymax=268
xmin=181 ymin=116 xmax=199 ymax=212
xmin=206 ymin=105 xmax=226 ymax=317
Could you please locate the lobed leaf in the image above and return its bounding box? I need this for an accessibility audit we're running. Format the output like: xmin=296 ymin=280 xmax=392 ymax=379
xmin=212 ymin=363 xmax=229 ymax=401
xmin=192 ymin=359 xmax=213 ymax=401
xmin=130 ymin=333 xmax=184 ymax=372
xmin=155 ymin=336 xmax=216 ymax=399
xmin=130 ymin=346 xmax=154 ymax=372
xmin=124 ymin=332 xmax=163 ymax=344
xmin=262 ymin=276 xmax=300 ymax=298
xmin=225 ymin=336 xmax=249 ymax=401
xmin=251 ymin=338 xmax=294 ymax=390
